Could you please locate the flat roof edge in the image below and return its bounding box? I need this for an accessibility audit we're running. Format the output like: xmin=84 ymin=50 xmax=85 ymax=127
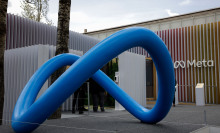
xmin=84 ymin=7 xmax=220 ymax=34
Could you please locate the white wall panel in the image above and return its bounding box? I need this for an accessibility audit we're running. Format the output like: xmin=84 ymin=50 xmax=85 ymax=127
xmin=115 ymin=52 xmax=146 ymax=110
xmin=2 ymin=45 xmax=83 ymax=125
xmin=182 ymin=19 xmax=194 ymax=27
xmin=149 ymin=24 xmax=160 ymax=31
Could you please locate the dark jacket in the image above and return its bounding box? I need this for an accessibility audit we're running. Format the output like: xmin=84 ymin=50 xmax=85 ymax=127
xmin=89 ymin=78 xmax=105 ymax=93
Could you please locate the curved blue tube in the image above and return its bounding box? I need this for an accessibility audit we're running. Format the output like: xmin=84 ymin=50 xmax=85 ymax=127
xmin=12 ymin=27 xmax=175 ymax=133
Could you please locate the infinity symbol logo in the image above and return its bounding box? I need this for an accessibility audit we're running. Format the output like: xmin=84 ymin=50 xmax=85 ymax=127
xmin=174 ymin=60 xmax=185 ymax=68
xmin=12 ymin=28 xmax=175 ymax=133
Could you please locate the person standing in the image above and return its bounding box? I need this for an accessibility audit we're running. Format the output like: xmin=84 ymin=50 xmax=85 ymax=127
xmin=90 ymin=79 xmax=105 ymax=112
xmin=72 ymin=83 xmax=87 ymax=114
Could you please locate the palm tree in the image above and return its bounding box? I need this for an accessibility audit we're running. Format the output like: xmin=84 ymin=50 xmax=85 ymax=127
xmin=49 ymin=0 xmax=71 ymax=119
xmin=0 ymin=0 xmax=8 ymax=125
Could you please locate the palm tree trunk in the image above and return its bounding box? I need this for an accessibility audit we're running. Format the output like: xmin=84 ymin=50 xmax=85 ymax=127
xmin=48 ymin=0 xmax=71 ymax=119
xmin=0 ymin=0 xmax=8 ymax=125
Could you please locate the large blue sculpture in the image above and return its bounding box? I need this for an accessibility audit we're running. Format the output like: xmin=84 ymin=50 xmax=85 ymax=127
xmin=12 ymin=27 xmax=175 ymax=133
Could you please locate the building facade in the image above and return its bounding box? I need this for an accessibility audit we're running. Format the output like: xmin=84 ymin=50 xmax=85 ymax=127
xmin=3 ymin=14 xmax=100 ymax=125
xmin=85 ymin=8 xmax=220 ymax=104
xmin=6 ymin=14 xmax=99 ymax=53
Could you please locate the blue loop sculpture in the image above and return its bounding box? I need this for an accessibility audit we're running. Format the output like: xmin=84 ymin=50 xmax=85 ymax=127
xmin=12 ymin=27 xmax=175 ymax=133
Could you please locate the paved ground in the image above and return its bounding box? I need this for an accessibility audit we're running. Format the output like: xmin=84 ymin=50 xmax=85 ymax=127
xmin=1 ymin=104 xmax=220 ymax=133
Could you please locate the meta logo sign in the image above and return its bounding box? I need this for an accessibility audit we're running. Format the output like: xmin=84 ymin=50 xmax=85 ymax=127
xmin=174 ymin=60 xmax=214 ymax=69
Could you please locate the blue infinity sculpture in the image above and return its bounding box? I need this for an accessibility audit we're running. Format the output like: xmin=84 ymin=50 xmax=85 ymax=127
xmin=12 ymin=27 xmax=175 ymax=133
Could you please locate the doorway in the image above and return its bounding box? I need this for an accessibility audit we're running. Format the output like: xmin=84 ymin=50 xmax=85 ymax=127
xmin=146 ymin=59 xmax=154 ymax=98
